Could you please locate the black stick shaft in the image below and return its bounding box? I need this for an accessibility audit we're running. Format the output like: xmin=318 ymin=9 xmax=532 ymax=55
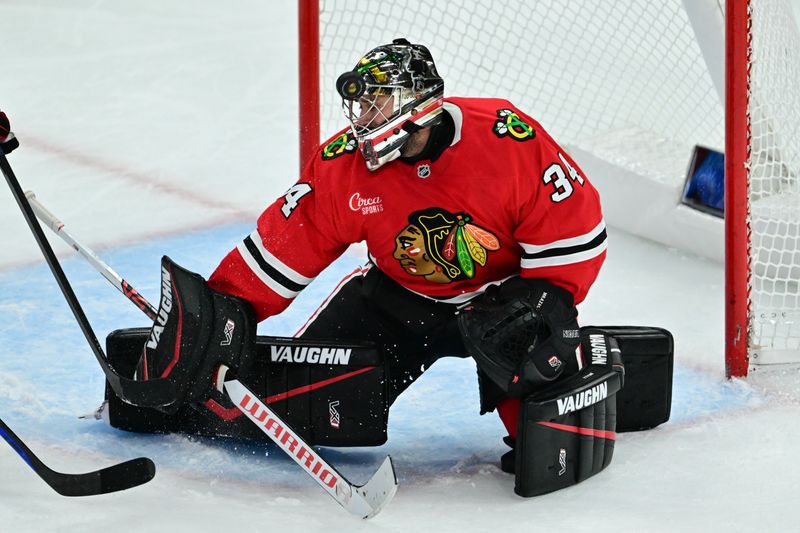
xmin=0 ymin=416 xmax=51 ymax=475
xmin=0 ymin=152 xmax=108 ymax=379
xmin=0 ymin=150 xmax=174 ymax=407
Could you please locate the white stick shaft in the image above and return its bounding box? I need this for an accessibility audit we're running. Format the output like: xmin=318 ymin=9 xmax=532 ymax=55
xmin=224 ymin=380 xmax=355 ymax=500
xmin=25 ymin=191 xmax=124 ymax=289
xmin=224 ymin=378 xmax=394 ymax=518
xmin=24 ymin=190 xmax=158 ymax=320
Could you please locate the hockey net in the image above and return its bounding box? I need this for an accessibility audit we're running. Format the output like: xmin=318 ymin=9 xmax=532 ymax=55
xmin=304 ymin=0 xmax=800 ymax=377
xmin=744 ymin=0 xmax=800 ymax=371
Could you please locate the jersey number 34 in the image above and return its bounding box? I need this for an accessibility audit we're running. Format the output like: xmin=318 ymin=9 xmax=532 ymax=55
xmin=281 ymin=183 xmax=313 ymax=218
xmin=542 ymin=153 xmax=585 ymax=203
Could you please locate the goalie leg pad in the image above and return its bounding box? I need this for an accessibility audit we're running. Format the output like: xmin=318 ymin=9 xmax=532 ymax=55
xmin=489 ymin=326 xmax=673 ymax=432
xmin=222 ymin=336 xmax=389 ymax=446
xmin=106 ymin=329 xmax=389 ymax=446
xmin=587 ymin=326 xmax=674 ymax=432
xmin=514 ymin=332 xmax=623 ymax=497
xmin=515 ymin=386 xmax=618 ymax=497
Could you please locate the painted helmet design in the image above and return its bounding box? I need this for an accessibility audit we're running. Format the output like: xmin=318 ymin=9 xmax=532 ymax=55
xmin=336 ymin=38 xmax=444 ymax=171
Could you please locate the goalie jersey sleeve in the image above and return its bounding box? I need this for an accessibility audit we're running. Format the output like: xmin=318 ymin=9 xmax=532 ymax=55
xmin=208 ymin=168 xmax=349 ymax=322
xmin=511 ymin=107 xmax=606 ymax=304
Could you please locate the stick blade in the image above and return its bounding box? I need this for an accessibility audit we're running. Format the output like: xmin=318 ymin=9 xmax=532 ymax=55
xmin=347 ymin=455 xmax=398 ymax=519
xmin=49 ymin=457 xmax=156 ymax=497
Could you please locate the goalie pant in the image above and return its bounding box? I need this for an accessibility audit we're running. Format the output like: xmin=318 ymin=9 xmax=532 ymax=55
xmin=293 ymin=264 xmax=584 ymax=437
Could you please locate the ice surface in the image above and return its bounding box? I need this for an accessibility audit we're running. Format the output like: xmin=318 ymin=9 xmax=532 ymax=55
xmin=1 ymin=2 xmax=799 ymax=532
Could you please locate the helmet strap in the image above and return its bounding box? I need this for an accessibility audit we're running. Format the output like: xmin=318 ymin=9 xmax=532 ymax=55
xmin=401 ymin=120 xmax=423 ymax=134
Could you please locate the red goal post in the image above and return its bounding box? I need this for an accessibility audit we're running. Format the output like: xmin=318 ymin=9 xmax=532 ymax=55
xmin=298 ymin=0 xmax=800 ymax=378
xmin=725 ymin=0 xmax=750 ymax=378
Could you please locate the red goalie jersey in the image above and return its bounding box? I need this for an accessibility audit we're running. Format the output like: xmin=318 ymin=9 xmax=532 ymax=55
xmin=209 ymin=97 xmax=606 ymax=321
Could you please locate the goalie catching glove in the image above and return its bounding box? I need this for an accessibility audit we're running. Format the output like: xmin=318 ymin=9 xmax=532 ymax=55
xmin=458 ymin=277 xmax=581 ymax=397
xmin=135 ymin=256 xmax=256 ymax=414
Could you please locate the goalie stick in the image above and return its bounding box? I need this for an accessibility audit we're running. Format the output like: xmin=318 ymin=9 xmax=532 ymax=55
xmin=0 ymin=416 xmax=155 ymax=497
xmin=24 ymin=190 xmax=399 ymax=519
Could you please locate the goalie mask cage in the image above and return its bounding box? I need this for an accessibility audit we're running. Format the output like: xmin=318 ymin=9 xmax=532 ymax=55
xmin=297 ymin=0 xmax=800 ymax=378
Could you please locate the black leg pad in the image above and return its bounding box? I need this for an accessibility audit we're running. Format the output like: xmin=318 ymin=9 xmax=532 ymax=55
xmin=104 ymin=328 xmax=389 ymax=446
xmin=587 ymin=326 xmax=673 ymax=432
xmin=514 ymin=364 xmax=621 ymax=497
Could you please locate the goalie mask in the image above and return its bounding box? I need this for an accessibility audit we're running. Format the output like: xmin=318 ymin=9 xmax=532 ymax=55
xmin=336 ymin=38 xmax=444 ymax=171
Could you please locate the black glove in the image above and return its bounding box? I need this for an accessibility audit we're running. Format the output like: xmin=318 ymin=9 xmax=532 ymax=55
xmin=458 ymin=277 xmax=580 ymax=397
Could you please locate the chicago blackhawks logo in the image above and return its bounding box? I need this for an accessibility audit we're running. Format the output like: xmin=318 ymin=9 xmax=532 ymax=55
xmin=393 ymin=208 xmax=500 ymax=283
xmin=493 ymin=109 xmax=535 ymax=141
xmin=322 ymin=130 xmax=358 ymax=160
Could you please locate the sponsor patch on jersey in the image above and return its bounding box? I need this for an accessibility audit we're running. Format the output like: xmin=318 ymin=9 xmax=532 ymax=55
xmin=349 ymin=192 xmax=384 ymax=215
xmin=322 ymin=130 xmax=358 ymax=160
xmin=493 ymin=108 xmax=535 ymax=141
xmin=393 ymin=207 xmax=500 ymax=283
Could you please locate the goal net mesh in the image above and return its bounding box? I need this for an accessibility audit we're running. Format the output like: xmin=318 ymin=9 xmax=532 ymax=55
xmin=317 ymin=0 xmax=800 ymax=366
xmin=748 ymin=0 xmax=800 ymax=363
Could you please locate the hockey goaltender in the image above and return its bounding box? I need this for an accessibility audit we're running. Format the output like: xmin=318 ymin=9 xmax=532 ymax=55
xmin=103 ymin=38 xmax=675 ymax=498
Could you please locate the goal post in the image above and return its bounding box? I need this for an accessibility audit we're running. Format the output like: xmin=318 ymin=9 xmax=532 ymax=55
xmin=298 ymin=0 xmax=800 ymax=378
xmin=298 ymin=0 xmax=320 ymax=176
xmin=728 ymin=0 xmax=800 ymax=376
xmin=725 ymin=0 xmax=750 ymax=378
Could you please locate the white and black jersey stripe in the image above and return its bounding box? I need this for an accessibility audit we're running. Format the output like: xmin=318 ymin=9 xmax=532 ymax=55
xmin=237 ymin=230 xmax=314 ymax=299
xmin=520 ymin=220 xmax=607 ymax=269
xmin=293 ymin=264 xmax=372 ymax=337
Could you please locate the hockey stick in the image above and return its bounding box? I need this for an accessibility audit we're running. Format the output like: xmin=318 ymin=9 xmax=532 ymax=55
xmin=223 ymin=377 xmax=397 ymax=518
xmin=24 ymin=191 xmax=158 ymax=322
xmin=26 ymin=190 xmax=398 ymax=518
xmin=0 ymin=148 xmax=175 ymax=408
xmin=0 ymin=416 xmax=155 ymax=497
